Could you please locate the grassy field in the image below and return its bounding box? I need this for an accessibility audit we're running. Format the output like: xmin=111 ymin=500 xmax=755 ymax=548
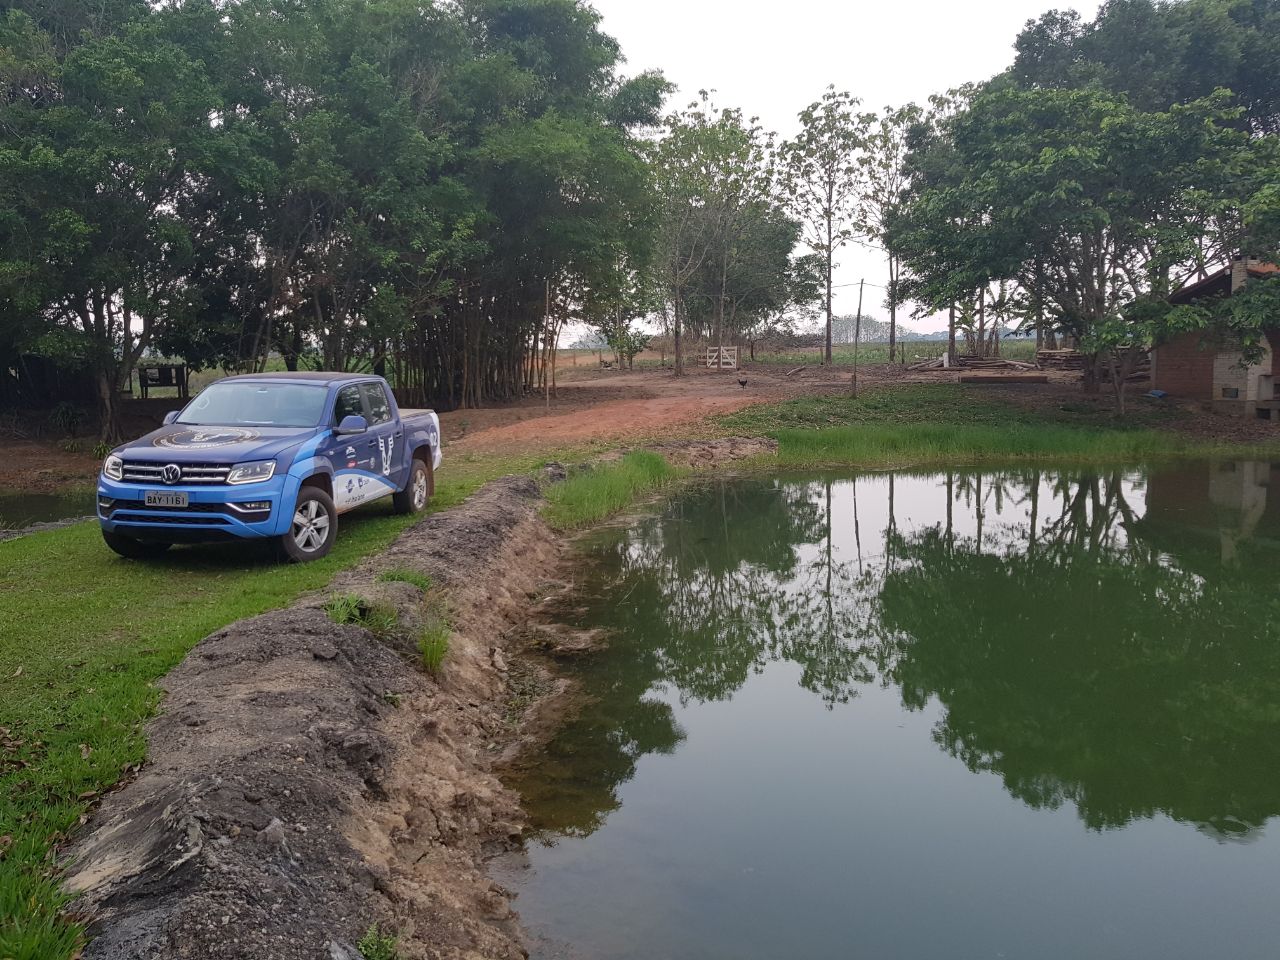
xmin=0 ymin=452 xmax=549 ymax=959
xmin=720 ymin=383 xmax=1280 ymax=466
xmin=745 ymin=339 xmax=1040 ymax=367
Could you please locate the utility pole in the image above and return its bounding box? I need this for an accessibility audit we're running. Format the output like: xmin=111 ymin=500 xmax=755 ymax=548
xmin=851 ymin=278 xmax=864 ymax=397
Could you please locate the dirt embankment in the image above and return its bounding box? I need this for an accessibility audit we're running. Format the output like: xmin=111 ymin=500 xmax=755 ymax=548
xmin=65 ymin=475 xmax=562 ymax=960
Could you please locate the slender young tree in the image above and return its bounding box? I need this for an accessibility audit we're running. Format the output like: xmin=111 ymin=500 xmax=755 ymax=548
xmin=779 ymin=87 xmax=868 ymax=364
xmin=858 ymin=103 xmax=921 ymax=363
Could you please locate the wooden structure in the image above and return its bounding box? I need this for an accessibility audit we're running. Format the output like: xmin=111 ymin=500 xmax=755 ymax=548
xmin=1151 ymin=259 xmax=1280 ymax=418
xmin=959 ymin=374 xmax=1049 ymax=384
xmin=1037 ymin=349 xmax=1087 ymax=371
xmin=137 ymin=363 xmax=190 ymax=400
xmin=907 ymin=354 xmax=1038 ymax=373
xmin=705 ymin=346 xmax=738 ymax=370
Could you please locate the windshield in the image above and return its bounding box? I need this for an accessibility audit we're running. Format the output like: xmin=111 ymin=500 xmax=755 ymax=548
xmin=178 ymin=382 xmax=329 ymax=428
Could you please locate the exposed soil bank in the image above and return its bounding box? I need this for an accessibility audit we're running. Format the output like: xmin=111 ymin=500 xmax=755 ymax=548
xmin=65 ymin=475 xmax=561 ymax=959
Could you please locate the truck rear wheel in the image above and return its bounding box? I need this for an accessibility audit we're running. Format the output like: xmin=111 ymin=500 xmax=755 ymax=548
xmin=102 ymin=530 xmax=172 ymax=560
xmin=278 ymin=487 xmax=337 ymax=562
xmin=393 ymin=456 xmax=432 ymax=515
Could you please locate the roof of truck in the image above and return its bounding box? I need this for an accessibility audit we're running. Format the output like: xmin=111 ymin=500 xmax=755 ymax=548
xmin=220 ymin=371 xmax=377 ymax=385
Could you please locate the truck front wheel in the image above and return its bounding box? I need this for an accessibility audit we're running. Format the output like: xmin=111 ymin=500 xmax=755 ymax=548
xmin=393 ymin=456 xmax=432 ymax=515
xmin=278 ymin=487 xmax=337 ymax=562
xmin=102 ymin=530 xmax=171 ymax=560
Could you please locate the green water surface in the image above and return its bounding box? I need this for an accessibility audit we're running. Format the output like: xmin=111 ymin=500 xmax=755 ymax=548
xmin=0 ymin=490 xmax=93 ymax=529
xmin=499 ymin=460 xmax=1280 ymax=960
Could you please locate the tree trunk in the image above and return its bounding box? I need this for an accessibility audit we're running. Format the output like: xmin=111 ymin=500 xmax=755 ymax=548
xmin=824 ymin=209 xmax=833 ymax=366
xmin=947 ymin=303 xmax=957 ymax=365
xmin=976 ymin=287 xmax=986 ymax=358
xmin=1083 ymin=353 xmax=1103 ymax=394
xmin=888 ymin=256 xmax=898 ymax=364
xmin=673 ymin=290 xmax=684 ymax=377
xmin=1034 ymin=260 xmax=1044 ymax=353
xmin=96 ymin=369 xmax=119 ymax=442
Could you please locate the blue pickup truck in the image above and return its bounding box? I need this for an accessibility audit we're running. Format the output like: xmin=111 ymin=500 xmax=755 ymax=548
xmin=97 ymin=372 xmax=441 ymax=562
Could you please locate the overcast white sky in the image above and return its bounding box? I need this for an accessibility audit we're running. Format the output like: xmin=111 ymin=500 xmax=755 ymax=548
xmin=590 ymin=0 xmax=1101 ymax=332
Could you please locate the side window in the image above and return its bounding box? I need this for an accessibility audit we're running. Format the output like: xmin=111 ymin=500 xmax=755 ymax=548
xmin=360 ymin=383 xmax=392 ymax=426
xmin=334 ymin=385 xmax=363 ymax=425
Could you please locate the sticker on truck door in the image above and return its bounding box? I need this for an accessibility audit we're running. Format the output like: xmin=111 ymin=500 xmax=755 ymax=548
xmin=377 ymin=435 xmax=395 ymax=476
xmin=333 ymin=471 xmax=395 ymax=513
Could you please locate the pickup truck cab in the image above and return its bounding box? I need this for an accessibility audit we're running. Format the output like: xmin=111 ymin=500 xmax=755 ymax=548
xmin=97 ymin=372 xmax=442 ymax=562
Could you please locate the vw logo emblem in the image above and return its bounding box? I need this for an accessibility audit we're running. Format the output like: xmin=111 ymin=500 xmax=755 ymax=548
xmin=161 ymin=464 xmax=182 ymax=485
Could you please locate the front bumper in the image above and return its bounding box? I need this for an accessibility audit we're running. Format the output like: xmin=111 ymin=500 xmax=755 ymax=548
xmin=97 ymin=475 xmax=296 ymax=542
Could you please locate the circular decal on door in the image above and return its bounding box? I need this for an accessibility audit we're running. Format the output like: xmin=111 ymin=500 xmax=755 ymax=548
xmin=154 ymin=427 xmax=262 ymax=449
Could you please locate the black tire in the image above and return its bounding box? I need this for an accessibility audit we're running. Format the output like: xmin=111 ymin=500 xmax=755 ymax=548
xmin=277 ymin=486 xmax=337 ymax=562
xmin=102 ymin=530 xmax=172 ymax=559
xmin=392 ymin=456 xmax=432 ymax=515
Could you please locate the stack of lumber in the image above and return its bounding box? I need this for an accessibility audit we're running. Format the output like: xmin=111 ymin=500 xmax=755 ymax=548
xmin=1120 ymin=354 xmax=1152 ymax=383
xmin=1037 ymin=349 xmax=1087 ymax=371
xmin=907 ymin=354 xmax=1040 ymax=372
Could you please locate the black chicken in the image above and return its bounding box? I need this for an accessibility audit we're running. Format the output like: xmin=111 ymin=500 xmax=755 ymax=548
xmin=737 ymin=375 xmax=747 ymax=389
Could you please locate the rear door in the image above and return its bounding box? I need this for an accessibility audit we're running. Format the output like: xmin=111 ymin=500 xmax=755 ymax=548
xmin=360 ymin=381 xmax=406 ymax=492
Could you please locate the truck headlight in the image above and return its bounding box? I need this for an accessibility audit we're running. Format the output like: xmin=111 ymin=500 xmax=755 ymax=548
xmin=227 ymin=460 xmax=276 ymax=485
xmin=103 ymin=454 xmax=123 ymax=481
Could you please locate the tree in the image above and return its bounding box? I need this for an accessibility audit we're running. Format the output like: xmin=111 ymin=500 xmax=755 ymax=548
xmin=779 ymin=87 xmax=869 ymax=365
xmin=0 ymin=4 xmax=252 ymax=437
xmin=896 ymin=82 xmax=1246 ymax=409
xmin=858 ymin=103 xmax=921 ymax=363
xmin=650 ymin=94 xmax=775 ymax=374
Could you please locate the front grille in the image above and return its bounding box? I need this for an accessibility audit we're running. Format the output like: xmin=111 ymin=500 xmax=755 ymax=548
xmin=105 ymin=500 xmax=226 ymax=515
xmin=112 ymin=513 xmax=230 ymax=526
xmin=121 ymin=462 xmax=232 ymax=484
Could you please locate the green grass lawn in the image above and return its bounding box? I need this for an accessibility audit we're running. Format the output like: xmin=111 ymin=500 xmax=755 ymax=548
xmin=0 ymin=452 xmax=542 ymax=960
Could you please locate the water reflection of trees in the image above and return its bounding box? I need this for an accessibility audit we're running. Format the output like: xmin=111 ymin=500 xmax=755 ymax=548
xmin=515 ymin=466 xmax=1280 ymax=842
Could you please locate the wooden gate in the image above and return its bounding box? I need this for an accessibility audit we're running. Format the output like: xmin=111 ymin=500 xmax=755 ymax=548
xmin=705 ymin=346 xmax=738 ymax=369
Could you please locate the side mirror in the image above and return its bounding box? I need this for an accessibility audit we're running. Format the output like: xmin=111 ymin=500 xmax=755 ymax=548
xmin=163 ymin=411 xmax=180 ymax=425
xmin=336 ymin=414 xmax=368 ymax=436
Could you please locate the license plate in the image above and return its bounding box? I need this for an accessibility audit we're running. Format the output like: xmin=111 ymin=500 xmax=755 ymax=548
xmin=145 ymin=491 xmax=188 ymax=508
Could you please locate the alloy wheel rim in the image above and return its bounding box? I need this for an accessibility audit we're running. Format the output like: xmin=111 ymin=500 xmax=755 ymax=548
xmin=413 ymin=470 xmax=427 ymax=509
xmin=292 ymin=499 xmax=329 ymax=552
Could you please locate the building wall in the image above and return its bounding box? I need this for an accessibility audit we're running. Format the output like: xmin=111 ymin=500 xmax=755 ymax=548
xmin=1151 ymin=331 xmax=1215 ymax=398
xmin=1211 ymin=337 xmax=1273 ymax=415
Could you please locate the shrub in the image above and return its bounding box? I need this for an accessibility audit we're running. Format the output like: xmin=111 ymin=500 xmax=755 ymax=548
xmin=48 ymin=401 xmax=85 ymax=438
xmin=357 ymin=923 xmax=400 ymax=960
xmin=323 ymin=594 xmax=399 ymax=637
xmin=323 ymin=593 xmax=364 ymax=625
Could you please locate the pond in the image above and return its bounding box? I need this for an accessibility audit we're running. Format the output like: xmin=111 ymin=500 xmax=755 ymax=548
xmin=498 ymin=461 xmax=1280 ymax=960
xmin=0 ymin=490 xmax=94 ymax=530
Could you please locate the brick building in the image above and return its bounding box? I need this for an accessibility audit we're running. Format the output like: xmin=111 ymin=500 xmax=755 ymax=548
xmin=1150 ymin=259 xmax=1280 ymax=418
